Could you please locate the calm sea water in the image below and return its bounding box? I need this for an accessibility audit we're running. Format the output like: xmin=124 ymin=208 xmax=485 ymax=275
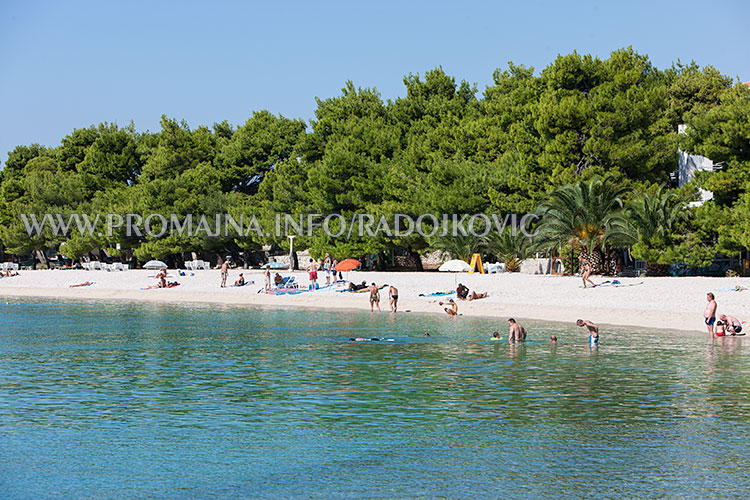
xmin=1 ymin=299 xmax=749 ymax=499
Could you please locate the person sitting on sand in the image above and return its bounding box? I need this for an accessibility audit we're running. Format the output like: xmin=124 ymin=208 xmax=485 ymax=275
xmin=369 ymin=283 xmax=381 ymax=312
xmin=469 ymin=291 xmax=488 ymax=301
xmin=389 ymin=285 xmax=399 ymax=313
xmin=456 ymin=283 xmax=469 ymax=300
xmin=715 ymin=320 xmax=727 ymax=337
xmin=234 ymin=273 xmax=245 ymax=286
xmin=576 ymin=319 xmax=599 ymax=344
xmin=508 ymin=318 xmax=527 ymax=342
xmin=274 ymin=272 xmax=283 ymax=286
xmin=579 ymin=254 xmax=595 ymax=289
xmin=443 ymin=298 xmax=458 ymax=316
xmin=158 ymin=274 xmax=167 ymax=288
xmin=719 ymin=314 xmax=743 ymax=334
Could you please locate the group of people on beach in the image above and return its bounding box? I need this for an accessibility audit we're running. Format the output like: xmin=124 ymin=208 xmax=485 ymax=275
xmin=704 ymin=292 xmax=743 ymax=336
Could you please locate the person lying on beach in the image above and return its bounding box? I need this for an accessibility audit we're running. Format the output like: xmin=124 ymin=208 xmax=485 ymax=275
xmin=456 ymin=283 xmax=469 ymax=300
xmin=442 ymin=299 xmax=458 ymax=316
xmin=69 ymin=281 xmax=94 ymax=288
xmin=369 ymin=283 xmax=381 ymax=312
xmin=349 ymin=280 xmax=368 ymax=292
xmin=508 ymin=318 xmax=527 ymax=342
xmin=2 ymin=270 xmax=19 ymax=277
xmin=469 ymin=291 xmax=488 ymax=301
xmin=234 ymin=273 xmax=245 ymax=286
xmin=719 ymin=314 xmax=743 ymax=334
xmin=576 ymin=319 xmax=599 ymax=344
xmin=389 ymin=285 xmax=399 ymax=313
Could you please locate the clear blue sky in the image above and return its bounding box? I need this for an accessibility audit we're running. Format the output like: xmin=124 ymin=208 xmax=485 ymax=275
xmin=1 ymin=0 xmax=748 ymax=167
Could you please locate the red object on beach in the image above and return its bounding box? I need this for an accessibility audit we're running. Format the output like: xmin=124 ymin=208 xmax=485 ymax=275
xmin=335 ymin=259 xmax=361 ymax=272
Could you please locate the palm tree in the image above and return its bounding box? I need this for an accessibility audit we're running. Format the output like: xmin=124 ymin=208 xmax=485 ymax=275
xmin=428 ymin=229 xmax=488 ymax=263
xmin=486 ymin=228 xmax=537 ymax=272
xmin=535 ymin=178 xmax=632 ymax=274
xmin=627 ymin=186 xmax=690 ymax=275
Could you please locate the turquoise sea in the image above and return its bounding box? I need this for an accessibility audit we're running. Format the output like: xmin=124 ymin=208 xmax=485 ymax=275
xmin=1 ymin=300 xmax=749 ymax=499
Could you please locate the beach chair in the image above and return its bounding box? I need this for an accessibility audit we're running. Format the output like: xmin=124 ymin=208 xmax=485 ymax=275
xmin=185 ymin=261 xmax=194 ymax=271
xmin=199 ymin=260 xmax=211 ymax=270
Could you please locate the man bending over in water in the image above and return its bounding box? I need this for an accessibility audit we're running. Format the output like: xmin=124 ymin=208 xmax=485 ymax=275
xmin=576 ymin=319 xmax=599 ymax=344
xmin=508 ymin=318 xmax=527 ymax=342
xmin=719 ymin=314 xmax=743 ymax=334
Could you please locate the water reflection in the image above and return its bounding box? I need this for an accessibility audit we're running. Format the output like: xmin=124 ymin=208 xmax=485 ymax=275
xmin=1 ymin=299 xmax=749 ymax=499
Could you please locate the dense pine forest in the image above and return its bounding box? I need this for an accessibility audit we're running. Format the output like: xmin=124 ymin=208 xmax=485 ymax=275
xmin=2 ymin=48 xmax=749 ymax=274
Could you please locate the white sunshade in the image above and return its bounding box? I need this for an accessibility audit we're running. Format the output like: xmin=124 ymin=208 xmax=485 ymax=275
xmin=143 ymin=260 xmax=168 ymax=269
xmin=438 ymin=259 xmax=472 ymax=272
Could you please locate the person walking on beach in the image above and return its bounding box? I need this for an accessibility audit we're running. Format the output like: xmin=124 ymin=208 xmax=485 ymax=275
xmin=369 ymin=283 xmax=381 ymax=312
xmin=508 ymin=318 xmax=527 ymax=342
xmin=576 ymin=319 xmax=599 ymax=344
xmin=389 ymin=285 xmax=399 ymax=313
xmin=579 ymin=254 xmax=595 ymax=289
xmin=220 ymin=260 xmax=229 ymax=288
xmin=263 ymin=267 xmax=272 ymax=293
xmin=705 ymin=292 xmax=717 ymax=335
xmin=324 ymin=253 xmax=332 ymax=286
xmin=308 ymin=258 xmax=318 ymax=289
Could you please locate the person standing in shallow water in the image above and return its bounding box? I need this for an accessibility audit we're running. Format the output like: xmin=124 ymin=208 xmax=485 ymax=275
xmin=705 ymin=292 xmax=717 ymax=335
xmin=389 ymin=285 xmax=399 ymax=313
xmin=507 ymin=318 xmax=527 ymax=342
xmin=369 ymin=283 xmax=381 ymax=312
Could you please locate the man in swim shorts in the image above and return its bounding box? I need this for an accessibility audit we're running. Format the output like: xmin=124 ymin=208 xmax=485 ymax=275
xmin=220 ymin=260 xmax=229 ymax=288
xmin=389 ymin=285 xmax=399 ymax=313
xmin=369 ymin=283 xmax=381 ymax=312
xmin=576 ymin=319 xmax=599 ymax=344
xmin=508 ymin=318 xmax=527 ymax=342
xmin=719 ymin=314 xmax=743 ymax=334
xmin=308 ymin=258 xmax=318 ymax=289
xmin=704 ymin=292 xmax=717 ymax=335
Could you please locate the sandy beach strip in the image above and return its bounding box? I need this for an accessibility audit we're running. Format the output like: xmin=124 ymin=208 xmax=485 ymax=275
xmin=1 ymin=270 xmax=749 ymax=333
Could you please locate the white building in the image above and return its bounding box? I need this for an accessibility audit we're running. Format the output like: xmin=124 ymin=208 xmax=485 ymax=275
xmin=677 ymin=124 xmax=716 ymax=207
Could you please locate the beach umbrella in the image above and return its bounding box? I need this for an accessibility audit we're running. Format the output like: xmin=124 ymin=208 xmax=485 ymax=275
xmin=438 ymin=259 xmax=472 ymax=272
xmin=261 ymin=262 xmax=286 ymax=269
xmin=335 ymin=259 xmax=361 ymax=272
xmin=143 ymin=260 xmax=168 ymax=269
